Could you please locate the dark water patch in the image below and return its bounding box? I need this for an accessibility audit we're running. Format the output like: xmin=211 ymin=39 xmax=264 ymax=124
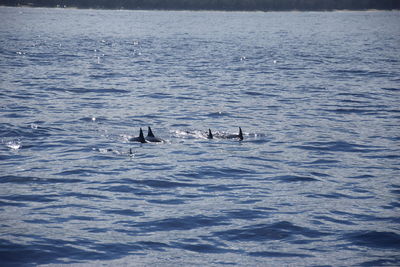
xmin=67 ymin=87 xmax=130 ymax=94
xmin=313 ymin=215 xmax=356 ymax=226
xmin=31 ymin=203 xmax=92 ymax=211
xmin=383 ymin=202 xmax=400 ymax=209
xmin=335 ymin=92 xmax=377 ymax=100
xmin=201 ymin=184 xmax=251 ymax=193
xmin=273 ymin=175 xmax=319 ymax=183
xmin=133 ymin=215 xmax=229 ymax=233
xmin=360 ymin=258 xmax=400 ymax=266
xmin=381 ymin=87 xmax=399 ymax=92
xmin=0 ymin=175 xmax=84 ymax=184
xmin=23 ymin=219 xmax=51 ymax=224
xmin=83 ymin=227 xmax=109 ymax=233
xmin=64 ymin=192 xmax=108 ymax=200
xmin=0 ymin=124 xmax=53 ymax=139
xmin=309 ymin=171 xmax=330 ymax=178
xmin=121 ymin=178 xmax=199 ymax=189
xmin=172 ymin=242 xmax=235 ymax=254
xmin=364 ymin=154 xmax=400 ymax=160
xmin=100 ymin=185 xmax=145 ymax=195
xmin=324 ymin=108 xmax=379 ymax=115
xmin=90 ymin=242 xmax=142 ymax=257
xmin=338 ymin=98 xmax=366 ymax=104
xmin=214 ymin=221 xmax=328 ymax=242
xmin=249 ymin=251 xmax=312 ymax=258
xmin=147 ymin=199 xmax=186 ymax=205
xmin=332 ymin=69 xmax=391 ymax=78
xmin=136 ymin=241 xmax=169 ymax=251
xmin=1 ymin=194 xmax=57 ymax=203
xmin=135 ymin=163 xmax=176 ymax=172
xmin=103 ymin=209 xmax=144 ymax=217
xmin=55 ymin=168 xmax=105 ymax=176
xmin=180 ymin=166 xmax=256 ymax=180
xmin=171 ymin=123 xmax=191 ymax=127
xmin=139 ymin=92 xmax=172 ymax=99
xmin=0 ymin=200 xmax=27 ymax=207
xmin=292 ymin=141 xmax=380 ymax=153
xmin=344 ymin=231 xmax=400 ymax=249
xmin=53 ymin=215 xmax=103 ymax=223
xmin=348 ymin=174 xmax=375 ymax=179
xmin=330 ymin=210 xmax=399 ymax=224
xmin=0 ymin=239 xmax=99 ymax=265
xmin=390 ymin=189 xmax=400 ymax=197
xmin=307 ymin=193 xmax=372 ymax=200
xmin=222 ymin=209 xmax=269 ymax=220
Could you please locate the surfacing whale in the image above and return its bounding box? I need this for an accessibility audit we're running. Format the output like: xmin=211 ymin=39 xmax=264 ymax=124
xmin=207 ymin=129 xmax=213 ymax=139
xmin=145 ymin=126 xmax=164 ymax=142
xmin=207 ymin=127 xmax=243 ymax=141
xmin=129 ymin=128 xmax=146 ymax=143
xmin=226 ymin=127 xmax=243 ymax=141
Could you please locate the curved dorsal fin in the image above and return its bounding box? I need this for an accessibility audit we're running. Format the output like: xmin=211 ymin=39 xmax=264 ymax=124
xmin=147 ymin=126 xmax=155 ymax=138
xmin=207 ymin=128 xmax=213 ymax=139
xmin=138 ymin=128 xmax=146 ymax=143
xmin=238 ymin=127 xmax=243 ymax=141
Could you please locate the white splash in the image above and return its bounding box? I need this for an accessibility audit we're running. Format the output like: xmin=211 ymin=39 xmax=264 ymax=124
xmin=6 ymin=141 xmax=22 ymax=150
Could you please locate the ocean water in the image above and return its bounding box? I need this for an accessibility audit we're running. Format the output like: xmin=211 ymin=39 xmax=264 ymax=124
xmin=1 ymin=6 xmax=400 ymax=266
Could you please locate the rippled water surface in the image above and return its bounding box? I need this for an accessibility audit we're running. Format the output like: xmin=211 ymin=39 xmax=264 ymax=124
xmin=1 ymin=7 xmax=400 ymax=266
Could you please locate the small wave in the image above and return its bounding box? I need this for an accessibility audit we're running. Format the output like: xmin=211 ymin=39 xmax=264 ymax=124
xmin=348 ymin=174 xmax=375 ymax=179
xmin=249 ymin=251 xmax=312 ymax=258
xmin=139 ymin=92 xmax=172 ymax=99
xmin=273 ymin=175 xmax=319 ymax=183
xmin=116 ymin=177 xmax=199 ymax=189
xmin=292 ymin=141 xmax=381 ymax=153
xmin=147 ymin=199 xmax=186 ymax=205
xmin=132 ymin=214 xmax=228 ymax=233
xmin=345 ymin=231 xmax=400 ymax=249
xmin=313 ymin=215 xmax=356 ymax=226
xmin=173 ymin=242 xmax=235 ymax=254
xmin=102 ymin=209 xmax=144 ymax=217
xmin=360 ymin=258 xmax=400 ymax=267
xmin=1 ymin=194 xmax=57 ymax=203
xmin=306 ymin=159 xmax=340 ymax=165
xmin=0 ymin=175 xmax=84 ymax=184
xmin=307 ymin=193 xmax=372 ymax=200
xmin=214 ymin=221 xmax=328 ymax=242
xmin=324 ymin=108 xmax=379 ymax=115
xmin=222 ymin=209 xmax=270 ymax=220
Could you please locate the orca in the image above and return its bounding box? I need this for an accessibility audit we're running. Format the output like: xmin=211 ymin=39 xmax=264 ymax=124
xmin=129 ymin=128 xmax=146 ymax=143
xmin=145 ymin=126 xmax=164 ymax=142
xmin=207 ymin=129 xmax=213 ymax=139
xmin=226 ymin=127 xmax=243 ymax=141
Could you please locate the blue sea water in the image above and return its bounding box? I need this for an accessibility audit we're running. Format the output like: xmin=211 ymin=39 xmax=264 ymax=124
xmin=1 ymin=6 xmax=400 ymax=266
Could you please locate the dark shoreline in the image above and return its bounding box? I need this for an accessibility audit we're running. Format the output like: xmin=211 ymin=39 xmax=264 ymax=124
xmin=1 ymin=0 xmax=399 ymax=12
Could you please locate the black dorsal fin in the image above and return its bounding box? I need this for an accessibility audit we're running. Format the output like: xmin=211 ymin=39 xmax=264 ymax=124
xmin=138 ymin=128 xmax=146 ymax=143
xmin=238 ymin=127 xmax=243 ymax=141
xmin=147 ymin=126 xmax=155 ymax=138
xmin=207 ymin=128 xmax=213 ymax=139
